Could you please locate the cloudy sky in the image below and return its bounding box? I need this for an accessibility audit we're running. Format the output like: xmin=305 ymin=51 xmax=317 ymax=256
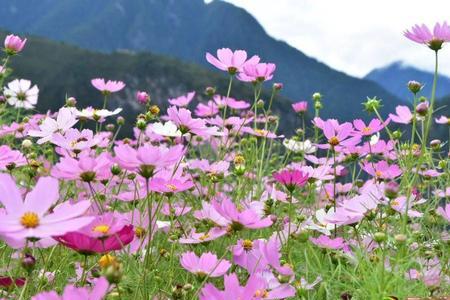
xmin=209 ymin=0 xmax=450 ymax=78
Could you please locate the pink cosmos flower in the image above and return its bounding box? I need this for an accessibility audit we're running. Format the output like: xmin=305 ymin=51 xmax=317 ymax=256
xmin=195 ymin=101 xmax=219 ymax=117
xmin=149 ymin=177 xmax=194 ymax=194
xmin=0 ymin=145 xmax=26 ymax=170
xmin=389 ymin=105 xmax=413 ymax=124
xmin=166 ymin=106 xmax=221 ymax=137
xmin=242 ymin=127 xmax=281 ymax=139
xmin=292 ymin=101 xmax=308 ymax=113
xmin=273 ymin=169 xmax=309 ymax=192
xmin=213 ymin=95 xmax=250 ymax=110
xmin=309 ymin=235 xmax=349 ymax=251
xmin=206 ymin=48 xmax=260 ymax=75
xmin=404 ymin=22 xmax=450 ymax=50
xmin=114 ymin=143 xmax=184 ymax=177
xmin=238 ymin=62 xmax=276 ymax=82
xmin=435 ymin=115 xmax=449 ymax=124
xmin=362 ymin=160 xmax=402 ymax=180
xmin=0 ymin=174 xmax=93 ymax=240
xmin=390 ymin=196 xmax=426 ymax=218
xmin=353 ymin=118 xmax=387 ymax=136
xmin=161 ymin=201 xmax=192 ymax=216
xmin=124 ymin=209 xmax=157 ymax=254
xmin=189 ymin=159 xmax=230 ymax=175
xmin=52 ymin=152 xmax=112 ymax=182
xmin=168 ymin=91 xmax=195 ymax=107
xmin=4 ymin=34 xmax=27 ymax=54
xmin=319 ymin=119 xmax=361 ymax=150
xmin=211 ymin=197 xmax=272 ymax=230
xmin=437 ymin=204 xmax=450 ymax=222
xmin=180 ymin=251 xmax=231 ymax=277
xmin=31 ymin=277 xmax=109 ymax=300
xmin=200 ymin=273 xmax=265 ymax=300
xmin=179 ymin=228 xmax=227 ymax=244
xmin=136 ymin=91 xmax=150 ymax=104
xmin=55 ymin=213 xmax=134 ymax=254
xmin=52 ymin=128 xmax=103 ymax=154
xmin=28 ymin=107 xmax=78 ymax=144
xmin=91 ymin=78 xmax=125 ymax=93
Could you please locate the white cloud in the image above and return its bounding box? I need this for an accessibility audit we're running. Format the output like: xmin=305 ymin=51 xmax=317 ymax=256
xmin=208 ymin=0 xmax=450 ymax=77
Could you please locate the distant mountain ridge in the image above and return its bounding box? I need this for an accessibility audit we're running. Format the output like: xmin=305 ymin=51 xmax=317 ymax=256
xmin=365 ymin=61 xmax=450 ymax=102
xmin=0 ymin=0 xmax=403 ymax=121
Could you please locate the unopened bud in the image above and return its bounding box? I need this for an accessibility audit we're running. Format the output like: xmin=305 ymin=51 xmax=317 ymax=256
xmin=273 ymin=83 xmax=283 ymax=91
xmin=116 ymin=116 xmax=125 ymax=126
xmin=204 ymin=86 xmax=216 ymax=97
xmin=312 ymin=92 xmax=322 ymax=102
xmin=136 ymin=119 xmax=147 ymax=131
xmin=374 ymin=232 xmax=387 ymax=243
xmin=407 ymin=81 xmax=423 ymax=94
xmin=21 ymin=139 xmax=32 ymax=149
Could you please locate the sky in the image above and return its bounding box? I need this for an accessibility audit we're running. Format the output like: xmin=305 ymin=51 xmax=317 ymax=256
xmin=206 ymin=0 xmax=450 ymax=78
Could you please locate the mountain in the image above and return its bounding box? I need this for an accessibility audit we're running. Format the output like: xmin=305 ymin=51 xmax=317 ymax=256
xmin=365 ymin=61 xmax=450 ymax=102
xmin=0 ymin=0 xmax=402 ymax=121
xmin=0 ymin=31 xmax=299 ymax=136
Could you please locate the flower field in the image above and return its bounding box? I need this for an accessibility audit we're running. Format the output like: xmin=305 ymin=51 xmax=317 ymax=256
xmin=0 ymin=22 xmax=448 ymax=299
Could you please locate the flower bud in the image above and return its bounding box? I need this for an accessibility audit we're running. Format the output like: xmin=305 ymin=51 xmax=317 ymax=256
xmin=407 ymin=80 xmax=423 ymax=94
xmin=65 ymin=97 xmax=77 ymax=107
xmin=116 ymin=116 xmax=125 ymax=126
xmin=256 ymin=99 xmax=265 ymax=109
xmin=430 ymin=139 xmax=441 ymax=151
xmin=136 ymin=119 xmax=147 ymax=131
xmin=384 ymin=181 xmax=399 ymax=199
xmin=312 ymin=92 xmax=322 ymax=102
xmin=21 ymin=139 xmax=32 ymax=149
xmin=104 ymin=262 xmax=123 ymax=284
xmin=106 ymin=124 xmax=115 ymax=132
xmin=363 ymin=97 xmax=382 ymax=113
xmin=4 ymin=34 xmax=27 ymax=55
xmin=415 ymin=101 xmax=429 ymax=116
xmin=136 ymin=91 xmax=150 ymax=105
xmin=374 ymin=232 xmax=387 ymax=243
xmin=111 ymin=164 xmax=122 ymax=176
xmin=21 ymin=253 xmax=36 ymax=273
xmin=204 ymin=86 xmax=216 ymax=97
xmin=273 ymin=83 xmax=283 ymax=91
xmin=394 ymin=234 xmax=407 ymax=244
xmin=149 ymin=105 xmax=160 ymax=115
xmin=314 ymin=101 xmax=323 ymax=110
xmin=392 ymin=130 xmax=402 ymax=140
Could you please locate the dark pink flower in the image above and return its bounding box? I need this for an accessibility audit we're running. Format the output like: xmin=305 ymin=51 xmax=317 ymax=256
xmin=136 ymin=91 xmax=150 ymax=104
xmin=4 ymin=34 xmax=27 ymax=54
xmin=273 ymin=169 xmax=308 ymax=192
xmin=292 ymin=101 xmax=308 ymax=113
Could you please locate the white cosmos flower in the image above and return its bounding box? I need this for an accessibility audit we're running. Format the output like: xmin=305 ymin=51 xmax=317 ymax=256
xmin=75 ymin=107 xmax=122 ymax=119
xmin=369 ymin=132 xmax=380 ymax=145
xmin=3 ymin=79 xmax=39 ymax=109
xmin=283 ymin=138 xmax=316 ymax=154
xmin=28 ymin=107 xmax=78 ymax=144
xmin=151 ymin=121 xmax=182 ymax=137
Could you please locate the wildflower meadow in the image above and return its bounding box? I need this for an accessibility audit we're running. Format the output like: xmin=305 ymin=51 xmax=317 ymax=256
xmin=0 ymin=21 xmax=448 ymax=300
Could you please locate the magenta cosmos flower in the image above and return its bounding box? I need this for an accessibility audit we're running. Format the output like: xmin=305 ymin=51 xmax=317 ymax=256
xmin=91 ymin=78 xmax=125 ymax=94
xmin=211 ymin=197 xmax=272 ymax=230
xmin=353 ymin=118 xmax=386 ymax=136
xmin=114 ymin=143 xmax=184 ymax=178
xmin=0 ymin=174 xmax=93 ymax=240
xmin=4 ymin=34 xmax=27 ymax=55
xmin=136 ymin=91 xmax=150 ymax=104
xmin=180 ymin=251 xmax=231 ymax=277
xmin=309 ymin=235 xmax=349 ymax=251
xmin=292 ymin=101 xmax=308 ymax=113
xmin=31 ymin=277 xmax=109 ymax=300
xmin=362 ymin=160 xmax=402 ymax=180
xmin=168 ymin=91 xmax=195 ymax=107
xmin=55 ymin=213 xmax=134 ymax=254
xmin=52 ymin=152 xmax=112 ymax=182
xmin=273 ymin=169 xmax=309 ymax=192
xmin=206 ymin=48 xmax=260 ymax=75
xmin=319 ymin=119 xmax=361 ymax=150
xmin=389 ymin=105 xmax=413 ymax=124
xmin=238 ymin=62 xmax=276 ymax=82
xmin=404 ymin=22 xmax=450 ymax=51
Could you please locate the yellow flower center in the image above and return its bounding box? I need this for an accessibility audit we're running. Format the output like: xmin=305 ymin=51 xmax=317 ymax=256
xmin=375 ymin=171 xmax=383 ymax=177
xmin=93 ymin=224 xmax=110 ymax=234
xmin=242 ymin=239 xmax=253 ymax=251
xmin=98 ymin=254 xmax=116 ymax=269
xmin=328 ymin=136 xmax=340 ymax=146
xmin=254 ymin=129 xmax=267 ymax=136
xmin=165 ymin=183 xmax=178 ymax=191
xmin=199 ymin=233 xmax=210 ymax=241
xmin=20 ymin=212 xmax=40 ymax=228
xmin=135 ymin=226 xmax=146 ymax=238
xmin=362 ymin=127 xmax=371 ymax=133
xmin=254 ymin=289 xmax=269 ymax=298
